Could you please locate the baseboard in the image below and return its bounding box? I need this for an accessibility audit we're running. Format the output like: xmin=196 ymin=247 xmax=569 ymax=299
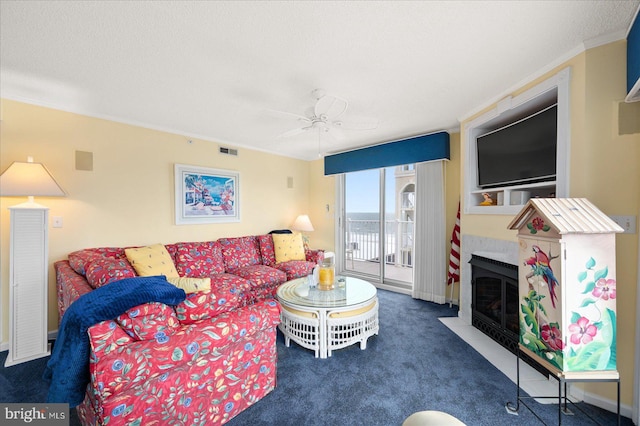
xmin=375 ymin=282 xmax=412 ymax=295
xmin=570 ymin=385 xmax=633 ymax=420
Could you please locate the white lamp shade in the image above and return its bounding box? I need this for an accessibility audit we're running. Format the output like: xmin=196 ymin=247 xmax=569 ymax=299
xmin=0 ymin=161 xmax=65 ymax=197
xmin=292 ymin=214 xmax=314 ymax=232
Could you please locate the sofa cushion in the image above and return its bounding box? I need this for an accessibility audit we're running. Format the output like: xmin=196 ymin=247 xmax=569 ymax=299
xmin=125 ymin=244 xmax=179 ymax=277
xmin=167 ymin=277 xmax=211 ymax=294
xmin=232 ymin=265 xmax=287 ymax=293
xmin=116 ymin=302 xmax=180 ymax=341
xmin=276 ymin=260 xmax=316 ymax=281
xmin=219 ymin=236 xmax=262 ymax=271
xmin=173 ymin=241 xmax=225 ymax=277
xmin=68 ymin=247 xmax=126 ymax=276
xmin=257 ymin=234 xmax=277 ymax=267
xmin=272 ymin=233 xmax=306 ymax=263
xmin=85 ymin=258 xmax=137 ymax=289
xmin=174 ymin=284 xmax=243 ymax=324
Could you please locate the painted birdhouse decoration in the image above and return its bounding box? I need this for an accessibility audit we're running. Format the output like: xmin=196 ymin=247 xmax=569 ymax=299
xmin=508 ymin=198 xmax=623 ymax=376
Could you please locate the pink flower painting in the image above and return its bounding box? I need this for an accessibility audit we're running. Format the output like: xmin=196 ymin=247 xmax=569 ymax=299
xmin=569 ymin=316 xmax=597 ymax=345
xmin=592 ymin=278 xmax=616 ymax=301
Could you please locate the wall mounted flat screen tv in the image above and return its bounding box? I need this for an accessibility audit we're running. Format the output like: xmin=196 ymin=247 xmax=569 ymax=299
xmin=477 ymin=104 xmax=557 ymax=189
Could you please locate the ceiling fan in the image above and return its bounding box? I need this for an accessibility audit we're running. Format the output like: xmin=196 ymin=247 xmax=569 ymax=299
xmin=271 ymin=89 xmax=379 ymax=140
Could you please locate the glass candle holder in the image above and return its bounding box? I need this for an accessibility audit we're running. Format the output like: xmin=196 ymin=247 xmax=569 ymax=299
xmin=318 ymin=257 xmax=335 ymax=291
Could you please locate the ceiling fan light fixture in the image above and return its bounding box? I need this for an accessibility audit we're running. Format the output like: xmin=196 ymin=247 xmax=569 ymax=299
xmin=272 ymin=89 xmax=377 ymax=142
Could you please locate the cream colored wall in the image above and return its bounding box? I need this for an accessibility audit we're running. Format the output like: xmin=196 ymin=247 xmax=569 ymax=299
xmin=460 ymin=41 xmax=639 ymax=408
xmin=307 ymin=158 xmax=335 ymax=253
xmin=580 ymin=41 xmax=639 ymax=406
xmin=0 ymin=99 xmax=317 ymax=341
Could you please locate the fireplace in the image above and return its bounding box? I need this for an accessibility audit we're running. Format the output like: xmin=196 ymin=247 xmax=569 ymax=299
xmin=470 ymin=254 xmax=549 ymax=376
xmin=470 ymin=255 xmax=519 ymax=353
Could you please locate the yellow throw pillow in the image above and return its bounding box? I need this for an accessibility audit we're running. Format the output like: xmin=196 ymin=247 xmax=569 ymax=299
xmin=272 ymin=233 xmax=306 ymax=263
xmin=125 ymin=244 xmax=179 ymax=277
xmin=167 ymin=277 xmax=211 ymax=294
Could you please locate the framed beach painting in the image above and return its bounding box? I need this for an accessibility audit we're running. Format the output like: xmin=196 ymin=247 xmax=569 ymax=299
xmin=174 ymin=164 xmax=240 ymax=224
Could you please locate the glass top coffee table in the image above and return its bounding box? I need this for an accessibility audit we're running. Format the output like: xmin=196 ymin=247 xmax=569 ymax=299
xmin=276 ymin=276 xmax=379 ymax=358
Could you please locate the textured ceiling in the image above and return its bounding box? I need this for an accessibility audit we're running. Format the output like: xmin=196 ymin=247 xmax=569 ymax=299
xmin=1 ymin=1 xmax=638 ymax=160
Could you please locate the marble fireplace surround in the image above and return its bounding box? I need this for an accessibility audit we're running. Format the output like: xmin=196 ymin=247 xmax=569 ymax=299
xmin=458 ymin=235 xmax=519 ymax=325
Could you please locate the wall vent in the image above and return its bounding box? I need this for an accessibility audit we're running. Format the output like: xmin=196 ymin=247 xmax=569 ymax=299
xmin=75 ymin=150 xmax=94 ymax=171
xmin=219 ymin=147 xmax=238 ymax=156
xmin=618 ymin=101 xmax=640 ymax=135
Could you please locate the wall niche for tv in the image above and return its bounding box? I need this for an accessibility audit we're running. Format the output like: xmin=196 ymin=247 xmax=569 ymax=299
xmin=463 ymin=68 xmax=570 ymax=215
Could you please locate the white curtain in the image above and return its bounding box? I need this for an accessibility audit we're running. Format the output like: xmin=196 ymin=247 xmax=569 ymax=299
xmin=412 ymin=160 xmax=446 ymax=303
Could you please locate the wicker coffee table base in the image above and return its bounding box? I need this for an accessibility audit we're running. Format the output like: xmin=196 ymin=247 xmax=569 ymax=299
xmin=279 ymin=297 xmax=379 ymax=359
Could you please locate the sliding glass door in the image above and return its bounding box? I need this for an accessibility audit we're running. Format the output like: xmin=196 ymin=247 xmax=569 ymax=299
xmin=340 ymin=165 xmax=414 ymax=290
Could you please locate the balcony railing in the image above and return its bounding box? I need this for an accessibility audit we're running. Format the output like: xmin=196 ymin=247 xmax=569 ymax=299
xmin=345 ymin=219 xmax=414 ymax=268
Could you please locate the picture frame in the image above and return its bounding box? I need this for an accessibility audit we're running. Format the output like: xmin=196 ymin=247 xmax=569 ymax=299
xmin=174 ymin=164 xmax=240 ymax=225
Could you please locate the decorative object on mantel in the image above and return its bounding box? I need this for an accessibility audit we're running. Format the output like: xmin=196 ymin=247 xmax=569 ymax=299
xmin=174 ymin=164 xmax=239 ymax=225
xmin=479 ymin=192 xmax=495 ymax=206
xmin=291 ymin=214 xmax=314 ymax=250
xmin=0 ymin=156 xmax=66 ymax=367
xmin=508 ymin=198 xmax=623 ymax=376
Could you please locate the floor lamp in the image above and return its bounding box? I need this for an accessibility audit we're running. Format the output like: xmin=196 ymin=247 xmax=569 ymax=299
xmin=0 ymin=157 xmax=65 ymax=367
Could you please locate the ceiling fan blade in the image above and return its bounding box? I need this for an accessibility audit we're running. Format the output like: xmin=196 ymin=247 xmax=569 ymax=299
xmin=277 ymin=126 xmax=311 ymax=138
xmin=332 ymin=117 xmax=379 ymax=131
xmin=327 ymin=127 xmax=345 ymax=141
xmin=265 ymin=108 xmax=311 ymax=123
xmin=314 ymin=94 xmax=348 ymax=120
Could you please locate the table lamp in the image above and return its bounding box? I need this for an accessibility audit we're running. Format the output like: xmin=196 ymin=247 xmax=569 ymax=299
xmin=292 ymin=214 xmax=314 ymax=250
xmin=0 ymin=156 xmax=65 ymax=366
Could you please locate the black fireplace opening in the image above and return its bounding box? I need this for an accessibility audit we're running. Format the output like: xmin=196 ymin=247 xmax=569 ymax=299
xmin=470 ymin=255 xmax=550 ymax=377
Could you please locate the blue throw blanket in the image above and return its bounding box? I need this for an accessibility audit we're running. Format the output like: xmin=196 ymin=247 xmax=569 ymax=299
xmin=43 ymin=276 xmax=186 ymax=407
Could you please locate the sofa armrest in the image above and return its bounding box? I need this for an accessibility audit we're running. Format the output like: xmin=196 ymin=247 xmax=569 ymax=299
xmin=86 ymin=299 xmax=281 ymax=405
xmin=305 ymin=249 xmax=324 ymax=264
xmin=55 ymin=260 xmax=94 ymax=325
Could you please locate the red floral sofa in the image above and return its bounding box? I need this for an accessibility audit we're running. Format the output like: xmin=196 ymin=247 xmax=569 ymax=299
xmin=54 ymin=234 xmax=323 ymax=425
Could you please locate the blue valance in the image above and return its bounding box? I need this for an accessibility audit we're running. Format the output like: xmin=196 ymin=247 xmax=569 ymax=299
xmin=324 ymin=131 xmax=450 ymax=175
xmin=627 ymin=11 xmax=640 ymax=96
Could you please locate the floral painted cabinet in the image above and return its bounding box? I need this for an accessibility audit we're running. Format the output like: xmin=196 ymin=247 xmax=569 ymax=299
xmin=508 ymin=198 xmax=623 ymax=376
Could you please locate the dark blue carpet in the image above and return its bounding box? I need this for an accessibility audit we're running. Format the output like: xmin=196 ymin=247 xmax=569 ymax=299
xmin=0 ymin=289 xmax=632 ymax=425
xmin=0 ymin=345 xmax=81 ymax=426
xmin=231 ymin=289 xmax=630 ymax=426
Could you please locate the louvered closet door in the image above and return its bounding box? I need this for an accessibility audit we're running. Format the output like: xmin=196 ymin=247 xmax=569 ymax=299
xmin=6 ymin=206 xmax=50 ymax=366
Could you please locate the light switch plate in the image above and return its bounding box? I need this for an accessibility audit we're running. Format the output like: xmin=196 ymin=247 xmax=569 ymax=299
xmin=52 ymin=216 xmax=63 ymax=228
xmin=609 ymin=215 xmax=636 ymax=234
